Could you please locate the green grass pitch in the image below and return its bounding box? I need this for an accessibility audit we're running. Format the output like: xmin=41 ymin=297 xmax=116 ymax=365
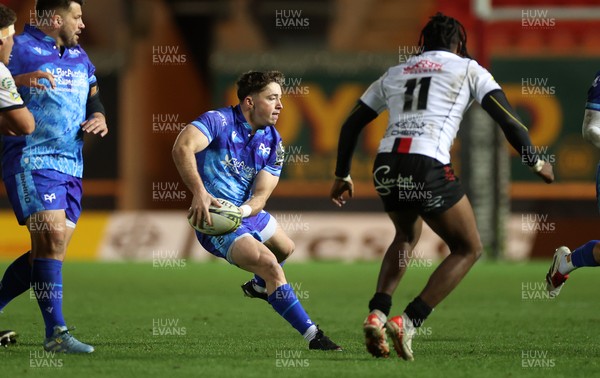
xmin=0 ymin=260 xmax=598 ymax=377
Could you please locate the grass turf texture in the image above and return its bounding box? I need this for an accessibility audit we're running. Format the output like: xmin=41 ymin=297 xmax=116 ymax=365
xmin=0 ymin=261 xmax=598 ymax=377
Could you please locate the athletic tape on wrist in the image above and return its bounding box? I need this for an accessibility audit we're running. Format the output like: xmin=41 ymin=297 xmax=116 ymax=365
xmin=530 ymin=159 xmax=545 ymax=173
xmin=335 ymin=175 xmax=352 ymax=183
xmin=240 ymin=204 xmax=252 ymax=218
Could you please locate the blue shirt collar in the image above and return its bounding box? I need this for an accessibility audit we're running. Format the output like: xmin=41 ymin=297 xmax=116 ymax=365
xmin=24 ymin=24 xmax=57 ymax=45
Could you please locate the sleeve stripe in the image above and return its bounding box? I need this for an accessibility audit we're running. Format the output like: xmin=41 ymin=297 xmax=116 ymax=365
xmin=489 ymin=95 xmax=529 ymax=131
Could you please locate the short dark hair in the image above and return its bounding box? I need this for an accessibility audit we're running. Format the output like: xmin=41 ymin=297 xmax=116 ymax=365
xmin=35 ymin=0 xmax=85 ymax=14
xmin=236 ymin=71 xmax=284 ymax=101
xmin=0 ymin=5 xmax=16 ymax=30
xmin=418 ymin=12 xmax=470 ymax=58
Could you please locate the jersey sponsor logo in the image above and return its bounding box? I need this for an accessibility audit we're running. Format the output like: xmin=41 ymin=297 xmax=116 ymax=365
xmin=1 ymin=77 xmax=15 ymax=90
xmin=18 ymin=172 xmax=31 ymax=204
xmin=403 ymin=60 xmax=443 ymax=74
xmin=385 ymin=119 xmax=430 ymax=138
xmin=207 ymin=110 xmax=227 ymax=127
xmin=258 ymin=143 xmax=271 ymax=158
xmin=43 ymin=193 xmax=57 ymax=203
xmin=44 ymin=67 xmax=88 ymax=91
xmin=221 ymin=154 xmax=256 ymax=180
xmin=275 ymin=141 xmax=285 ymax=167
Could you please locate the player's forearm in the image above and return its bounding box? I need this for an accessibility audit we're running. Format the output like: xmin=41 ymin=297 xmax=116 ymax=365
xmin=241 ymin=195 xmax=269 ymax=216
xmin=582 ymin=109 xmax=600 ymax=149
xmin=172 ymin=144 xmax=207 ymax=196
xmin=335 ymin=100 xmax=378 ymax=177
xmin=481 ymin=90 xmax=539 ymax=166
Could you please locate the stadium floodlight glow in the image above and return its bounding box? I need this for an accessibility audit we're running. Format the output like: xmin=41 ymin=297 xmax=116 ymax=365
xmin=473 ymin=0 xmax=600 ymax=21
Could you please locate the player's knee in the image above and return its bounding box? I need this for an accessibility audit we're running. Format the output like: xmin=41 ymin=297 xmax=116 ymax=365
xmin=34 ymin=232 xmax=67 ymax=256
xmin=449 ymin=238 xmax=482 ymax=261
xmin=260 ymin=258 xmax=284 ymax=281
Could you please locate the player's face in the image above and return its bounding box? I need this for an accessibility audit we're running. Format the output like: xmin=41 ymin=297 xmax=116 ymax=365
xmin=0 ymin=34 xmax=14 ymax=65
xmin=58 ymin=3 xmax=85 ymax=48
xmin=249 ymin=82 xmax=283 ymax=127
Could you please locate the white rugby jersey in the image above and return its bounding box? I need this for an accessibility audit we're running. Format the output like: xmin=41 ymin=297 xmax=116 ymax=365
xmin=361 ymin=50 xmax=500 ymax=164
xmin=0 ymin=62 xmax=23 ymax=111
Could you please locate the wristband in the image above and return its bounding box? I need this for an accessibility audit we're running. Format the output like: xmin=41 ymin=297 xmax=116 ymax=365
xmin=530 ymin=159 xmax=545 ymax=173
xmin=240 ymin=205 xmax=252 ymax=218
xmin=335 ymin=174 xmax=352 ymax=183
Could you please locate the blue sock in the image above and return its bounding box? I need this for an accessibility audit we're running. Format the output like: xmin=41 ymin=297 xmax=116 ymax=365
xmin=254 ymin=261 xmax=285 ymax=288
xmin=0 ymin=251 xmax=32 ymax=311
xmin=571 ymin=241 xmax=600 ymax=268
xmin=268 ymin=283 xmax=313 ymax=336
xmin=31 ymin=258 xmax=66 ymax=338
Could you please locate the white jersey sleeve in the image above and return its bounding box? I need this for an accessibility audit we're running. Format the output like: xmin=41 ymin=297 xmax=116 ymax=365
xmin=467 ymin=60 xmax=501 ymax=104
xmin=361 ymin=72 xmax=388 ymax=114
xmin=0 ymin=63 xmax=23 ymax=111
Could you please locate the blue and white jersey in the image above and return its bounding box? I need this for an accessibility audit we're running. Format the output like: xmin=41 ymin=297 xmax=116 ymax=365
xmin=1 ymin=24 xmax=96 ymax=179
xmin=586 ymin=71 xmax=600 ymax=112
xmin=191 ymin=105 xmax=284 ymax=206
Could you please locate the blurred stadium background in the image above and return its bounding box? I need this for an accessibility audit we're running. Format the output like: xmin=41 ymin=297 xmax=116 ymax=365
xmin=1 ymin=0 xmax=600 ymax=264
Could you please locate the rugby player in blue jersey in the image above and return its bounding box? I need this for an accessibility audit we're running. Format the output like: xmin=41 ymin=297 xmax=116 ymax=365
xmin=546 ymin=71 xmax=600 ymax=297
xmin=0 ymin=0 xmax=106 ymax=353
xmin=172 ymin=71 xmax=341 ymax=351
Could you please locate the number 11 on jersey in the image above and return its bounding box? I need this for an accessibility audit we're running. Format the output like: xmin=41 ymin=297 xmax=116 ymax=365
xmin=404 ymin=77 xmax=431 ymax=112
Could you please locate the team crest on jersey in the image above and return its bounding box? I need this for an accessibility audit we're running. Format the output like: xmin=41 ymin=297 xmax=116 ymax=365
xmin=258 ymin=143 xmax=271 ymax=158
xmin=31 ymin=46 xmax=51 ymax=56
xmin=68 ymin=48 xmax=81 ymax=56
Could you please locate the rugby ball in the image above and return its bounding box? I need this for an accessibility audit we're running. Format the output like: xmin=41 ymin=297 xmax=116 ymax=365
xmin=188 ymin=198 xmax=242 ymax=236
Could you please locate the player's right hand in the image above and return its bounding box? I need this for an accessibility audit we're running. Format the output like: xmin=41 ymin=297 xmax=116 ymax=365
xmin=330 ymin=177 xmax=354 ymax=207
xmin=536 ymin=161 xmax=554 ymax=184
xmin=188 ymin=191 xmax=221 ymax=228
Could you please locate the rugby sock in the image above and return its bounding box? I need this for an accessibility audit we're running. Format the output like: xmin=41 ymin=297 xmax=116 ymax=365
xmin=404 ymin=296 xmax=433 ymax=328
xmin=570 ymin=241 xmax=600 ymax=271
xmin=253 ymin=261 xmax=286 ymax=292
xmin=32 ymin=258 xmax=66 ymax=338
xmin=0 ymin=251 xmax=32 ymax=310
xmin=268 ymin=283 xmax=315 ymax=340
xmin=368 ymin=292 xmax=392 ymax=316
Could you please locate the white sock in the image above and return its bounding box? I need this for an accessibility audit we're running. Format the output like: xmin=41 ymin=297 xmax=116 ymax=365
xmin=303 ymin=324 xmax=318 ymax=342
xmin=558 ymin=254 xmax=576 ymax=275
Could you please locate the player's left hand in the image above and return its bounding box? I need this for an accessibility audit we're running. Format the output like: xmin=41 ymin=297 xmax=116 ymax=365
xmin=81 ymin=112 xmax=108 ymax=137
xmin=330 ymin=177 xmax=354 ymax=207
